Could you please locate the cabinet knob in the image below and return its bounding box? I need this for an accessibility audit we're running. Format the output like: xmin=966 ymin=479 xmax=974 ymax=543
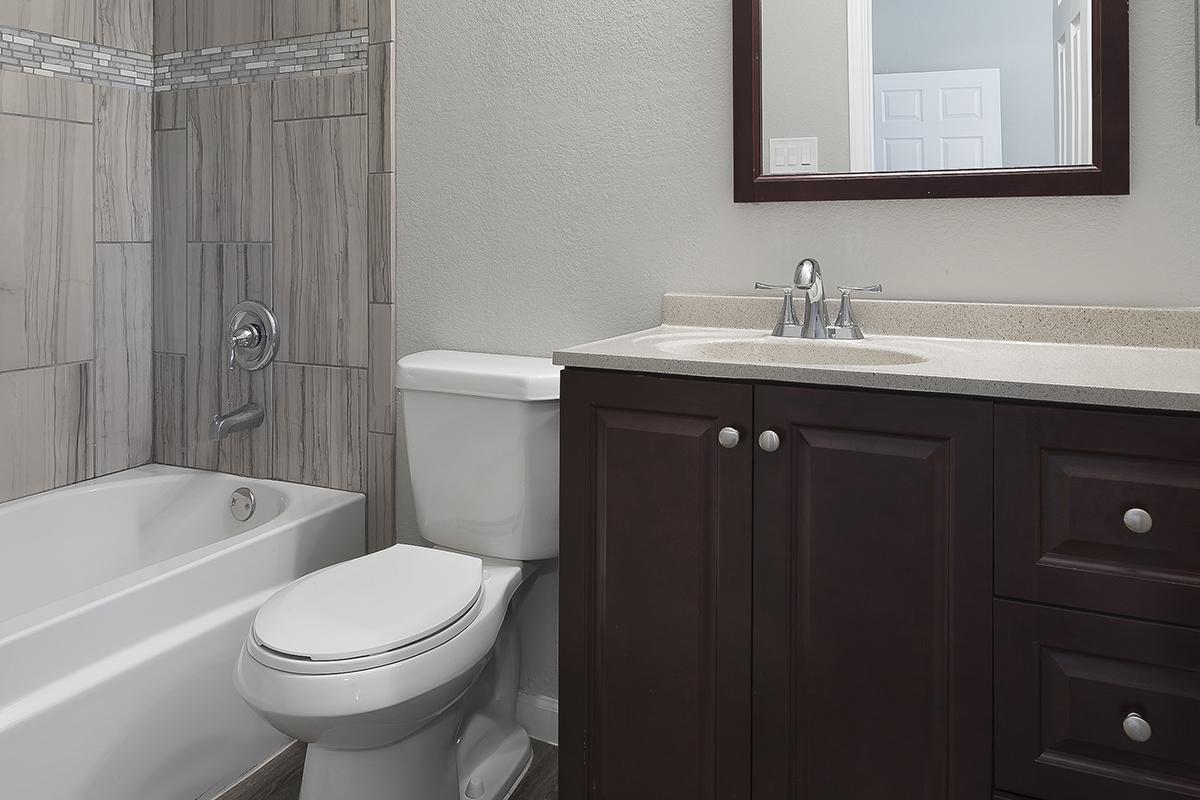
xmin=1123 ymin=712 xmax=1153 ymax=743
xmin=718 ymin=427 xmax=741 ymax=449
xmin=758 ymin=430 xmax=781 ymax=452
xmin=1123 ymin=508 xmax=1153 ymax=534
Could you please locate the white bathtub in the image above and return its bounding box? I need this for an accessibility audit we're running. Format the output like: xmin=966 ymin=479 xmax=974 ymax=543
xmin=0 ymin=465 xmax=365 ymax=800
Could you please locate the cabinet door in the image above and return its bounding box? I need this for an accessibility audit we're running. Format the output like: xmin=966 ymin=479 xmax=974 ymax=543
xmin=560 ymin=370 xmax=754 ymax=800
xmin=753 ymin=386 xmax=993 ymax=800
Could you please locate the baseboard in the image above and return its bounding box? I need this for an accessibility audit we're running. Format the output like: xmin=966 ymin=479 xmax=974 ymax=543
xmin=516 ymin=692 xmax=559 ymax=746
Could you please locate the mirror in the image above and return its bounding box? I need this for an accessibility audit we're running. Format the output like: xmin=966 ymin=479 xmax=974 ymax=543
xmin=733 ymin=0 xmax=1129 ymax=201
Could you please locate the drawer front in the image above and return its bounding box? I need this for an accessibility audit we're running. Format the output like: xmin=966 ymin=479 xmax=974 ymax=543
xmin=995 ymin=601 xmax=1200 ymax=800
xmin=996 ymin=404 xmax=1200 ymax=626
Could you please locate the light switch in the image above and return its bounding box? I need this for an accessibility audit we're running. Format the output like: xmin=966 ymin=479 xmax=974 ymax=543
xmin=768 ymin=137 xmax=819 ymax=174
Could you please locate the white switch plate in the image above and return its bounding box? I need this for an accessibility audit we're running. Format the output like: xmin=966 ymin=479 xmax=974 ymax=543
xmin=769 ymin=137 xmax=819 ymax=174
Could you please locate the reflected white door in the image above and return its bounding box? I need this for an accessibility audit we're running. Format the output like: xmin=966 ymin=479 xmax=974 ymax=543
xmin=873 ymin=69 xmax=1003 ymax=172
xmin=1054 ymin=0 xmax=1092 ymax=164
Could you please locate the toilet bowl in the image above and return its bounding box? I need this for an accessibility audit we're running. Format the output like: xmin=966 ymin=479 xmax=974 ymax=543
xmin=234 ymin=351 xmax=561 ymax=800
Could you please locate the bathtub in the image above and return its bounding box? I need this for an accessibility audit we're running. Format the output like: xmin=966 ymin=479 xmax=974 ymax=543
xmin=0 ymin=465 xmax=365 ymax=800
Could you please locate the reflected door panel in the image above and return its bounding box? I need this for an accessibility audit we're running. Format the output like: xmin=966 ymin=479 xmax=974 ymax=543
xmin=873 ymin=69 xmax=1003 ymax=172
xmin=1055 ymin=0 xmax=1092 ymax=165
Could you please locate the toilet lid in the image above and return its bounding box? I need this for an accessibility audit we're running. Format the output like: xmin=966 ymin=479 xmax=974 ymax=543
xmin=252 ymin=545 xmax=484 ymax=661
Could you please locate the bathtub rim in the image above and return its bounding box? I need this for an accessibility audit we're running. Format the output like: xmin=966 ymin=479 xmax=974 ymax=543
xmin=0 ymin=465 xmax=365 ymax=646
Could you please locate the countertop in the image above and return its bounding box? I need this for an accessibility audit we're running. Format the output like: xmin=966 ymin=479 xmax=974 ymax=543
xmin=552 ymin=295 xmax=1200 ymax=413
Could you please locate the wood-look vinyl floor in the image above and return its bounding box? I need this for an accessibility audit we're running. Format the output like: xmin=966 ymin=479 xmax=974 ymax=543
xmin=216 ymin=739 xmax=558 ymax=800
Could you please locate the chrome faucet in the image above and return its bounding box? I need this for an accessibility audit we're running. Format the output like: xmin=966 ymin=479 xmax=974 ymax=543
xmin=756 ymin=258 xmax=881 ymax=340
xmin=209 ymin=401 xmax=265 ymax=441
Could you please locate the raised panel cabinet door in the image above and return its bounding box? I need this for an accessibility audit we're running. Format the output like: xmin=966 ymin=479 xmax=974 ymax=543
xmin=753 ymin=386 xmax=993 ymax=800
xmin=560 ymin=369 xmax=754 ymax=800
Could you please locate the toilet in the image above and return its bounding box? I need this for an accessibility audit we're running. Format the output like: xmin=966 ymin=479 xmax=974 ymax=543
xmin=234 ymin=351 xmax=562 ymax=800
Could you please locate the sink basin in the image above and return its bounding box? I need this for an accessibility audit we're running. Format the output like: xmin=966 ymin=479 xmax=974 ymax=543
xmin=652 ymin=335 xmax=928 ymax=367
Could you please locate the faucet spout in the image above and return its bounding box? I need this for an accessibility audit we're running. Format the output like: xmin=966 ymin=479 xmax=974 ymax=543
xmin=794 ymin=258 xmax=831 ymax=339
xmin=210 ymin=401 xmax=265 ymax=441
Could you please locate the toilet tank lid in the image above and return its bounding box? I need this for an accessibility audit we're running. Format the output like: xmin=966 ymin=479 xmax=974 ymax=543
xmin=396 ymin=350 xmax=562 ymax=401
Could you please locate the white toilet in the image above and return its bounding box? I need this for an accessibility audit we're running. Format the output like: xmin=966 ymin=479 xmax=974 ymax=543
xmin=234 ymin=351 xmax=562 ymax=800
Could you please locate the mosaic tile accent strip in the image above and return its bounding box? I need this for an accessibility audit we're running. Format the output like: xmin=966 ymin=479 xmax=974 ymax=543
xmin=154 ymin=29 xmax=368 ymax=93
xmin=0 ymin=25 xmax=154 ymax=91
xmin=0 ymin=27 xmax=368 ymax=94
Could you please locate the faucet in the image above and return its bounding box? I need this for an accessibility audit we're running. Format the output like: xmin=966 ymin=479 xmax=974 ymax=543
xmin=210 ymin=402 xmax=265 ymax=441
xmin=756 ymin=258 xmax=881 ymax=340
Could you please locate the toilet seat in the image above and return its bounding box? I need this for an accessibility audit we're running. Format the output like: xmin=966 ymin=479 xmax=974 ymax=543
xmin=248 ymin=545 xmax=485 ymax=676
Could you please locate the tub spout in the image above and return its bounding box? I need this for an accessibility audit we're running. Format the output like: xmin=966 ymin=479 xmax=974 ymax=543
xmin=210 ymin=402 xmax=265 ymax=441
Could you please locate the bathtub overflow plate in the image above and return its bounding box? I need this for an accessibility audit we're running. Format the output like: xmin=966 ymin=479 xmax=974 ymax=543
xmin=231 ymin=487 xmax=256 ymax=522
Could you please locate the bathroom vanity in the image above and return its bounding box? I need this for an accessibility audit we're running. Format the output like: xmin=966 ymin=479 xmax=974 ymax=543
xmin=556 ymin=295 xmax=1200 ymax=800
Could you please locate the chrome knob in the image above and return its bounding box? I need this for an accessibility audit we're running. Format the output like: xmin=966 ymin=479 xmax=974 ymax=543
xmin=1123 ymin=712 xmax=1152 ymax=743
xmin=718 ymin=427 xmax=741 ymax=449
xmin=758 ymin=430 xmax=781 ymax=452
xmin=1123 ymin=508 xmax=1153 ymax=534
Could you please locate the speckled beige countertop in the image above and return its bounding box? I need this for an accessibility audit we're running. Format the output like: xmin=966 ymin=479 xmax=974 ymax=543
xmin=553 ymin=294 xmax=1200 ymax=413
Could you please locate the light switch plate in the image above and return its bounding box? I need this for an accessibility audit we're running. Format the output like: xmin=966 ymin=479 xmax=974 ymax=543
xmin=769 ymin=137 xmax=819 ymax=174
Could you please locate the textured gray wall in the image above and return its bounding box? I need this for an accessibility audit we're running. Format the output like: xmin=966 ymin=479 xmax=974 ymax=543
xmin=873 ymin=0 xmax=1057 ymax=168
xmin=396 ymin=0 xmax=1200 ymax=701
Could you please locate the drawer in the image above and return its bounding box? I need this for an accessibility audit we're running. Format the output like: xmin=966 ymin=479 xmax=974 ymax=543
xmin=995 ymin=601 xmax=1200 ymax=800
xmin=996 ymin=404 xmax=1200 ymax=626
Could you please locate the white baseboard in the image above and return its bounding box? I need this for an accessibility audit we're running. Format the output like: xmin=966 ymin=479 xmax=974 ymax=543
xmin=515 ymin=692 xmax=558 ymax=746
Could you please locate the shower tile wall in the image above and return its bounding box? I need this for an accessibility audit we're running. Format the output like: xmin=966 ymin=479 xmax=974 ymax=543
xmin=0 ymin=0 xmax=152 ymax=504
xmin=150 ymin=0 xmax=395 ymax=551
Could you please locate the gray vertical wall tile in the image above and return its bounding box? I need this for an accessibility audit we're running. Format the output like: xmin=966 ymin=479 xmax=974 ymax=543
xmin=96 ymin=86 xmax=152 ymax=243
xmin=0 ymin=363 xmax=92 ymax=504
xmin=272 ymin=363 xmax=366 ymax=491
xmin=184 ymin=244 xmax=275 ymax=477
xmin=368 ymin=302 xmax=393 ymax=433
xmin=273 ymin=116 xmax=367 ymax=366
xmin=0 ymin=114 xmax=93 ymax=373
xmin=153 ymin=92 xmax=186 ymax=131
xmin=368 ymin=41 xmax=392 ymax=173
xmin=153 ymin=0 xmax=187 ymax=54
xmin=273 ymin=73 xmax=366 ymax=121
xmin=369 ymin=0 xmax=392 ymax=43
xmin=95 ymin=244 xmax=153 ymax=475
xmin=0 ymin=71 xmax=93 ymax=123
xmin=273 ymin=0 xmax=365 ymax=38
xmin=0 ymin=0 xmax=93 ymax=42
xmin=367 ymin=172 xmax=393 ymax=303
xmin=188 ymin=0 xmax=271 ymax=49
xmin=367 ymin=432 xmax=394 ymax=552
xmin=188 ymin=83 xmax=273 ymax=243
xmin=153 ymin=352 xmax=187 ymax=465
xmin=152 ymin=129 xmax=188 ymax=353
xmin=97 ymin=0 xmax=152 ymax=53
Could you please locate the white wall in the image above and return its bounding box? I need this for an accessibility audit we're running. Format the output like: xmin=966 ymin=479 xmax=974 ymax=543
xmin=761 ymin=0 xmax=851 ymax=172
xmin=396 ymin=1 xmax=1200 ymax=701
xmin=873 ymin=0 xmax=1057 ymax=167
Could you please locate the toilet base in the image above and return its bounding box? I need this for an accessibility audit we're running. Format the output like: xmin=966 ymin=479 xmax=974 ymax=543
xmin=296 ymin=615 xmax=533 ymax=800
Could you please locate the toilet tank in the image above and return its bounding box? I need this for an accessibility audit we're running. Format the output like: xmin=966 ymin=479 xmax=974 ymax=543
xmin=395 ymin=351 xmax=561 ymax=561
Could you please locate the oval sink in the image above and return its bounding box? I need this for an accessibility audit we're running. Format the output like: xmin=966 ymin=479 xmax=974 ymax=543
xmin=653 ymin=336 xmax=927 ymax=367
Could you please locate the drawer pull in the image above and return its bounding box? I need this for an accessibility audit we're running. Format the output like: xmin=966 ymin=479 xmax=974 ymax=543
xmin=1123 ymin=712 xmax=1153 ymax=743
xmin=1123 ymin=508 xmax=1153 ymax=534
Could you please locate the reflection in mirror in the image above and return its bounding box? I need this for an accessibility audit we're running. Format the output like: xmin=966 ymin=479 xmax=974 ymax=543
xmin=761 ymin=0 xmax=1094 ymax=175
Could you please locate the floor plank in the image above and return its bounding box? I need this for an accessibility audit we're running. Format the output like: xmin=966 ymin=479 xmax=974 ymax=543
xmin=216 ymin=739 xmax=558 ymax=800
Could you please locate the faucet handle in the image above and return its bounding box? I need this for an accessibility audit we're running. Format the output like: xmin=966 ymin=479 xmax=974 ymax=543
xmin=755 ymin=283 xmax=804 ymax=337
xmin=755 ymin=282 xmax=796 ymax=293
xmin=829 ymin=284 xmax=883 ymax=340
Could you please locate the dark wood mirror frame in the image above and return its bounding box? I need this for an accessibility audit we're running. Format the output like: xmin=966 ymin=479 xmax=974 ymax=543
xmin=733 ymin=0 xmax=1129 ymax=202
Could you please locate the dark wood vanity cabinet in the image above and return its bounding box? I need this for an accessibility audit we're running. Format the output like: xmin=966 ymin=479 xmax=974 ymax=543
xmin=752 ymin=386 xmax=993 ymax=800
xmin=559 ymin=370 xmax=755 ymax=800
xmin=561 ymin=368 xmax=1200 ymax=800
xmin=560 ymin=370 xmax=992 ymax=800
